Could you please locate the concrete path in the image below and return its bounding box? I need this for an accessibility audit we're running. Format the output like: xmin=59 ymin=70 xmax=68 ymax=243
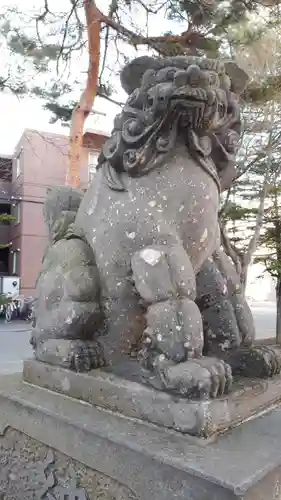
xmin=249 ymin=301 xmax=276 ymax=341
xmin=0 ymin=320 xmax=32 ymax=374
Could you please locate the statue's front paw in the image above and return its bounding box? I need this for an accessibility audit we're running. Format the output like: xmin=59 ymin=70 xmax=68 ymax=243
xmin=34 ymin=339 xmax=105 ymax=372
xmin=70 ymin=340 xmax=106 ymax=372
xmin=158 ymin=357 xmax=232 ymax=399
xmin=234 ymin=346 xmax=281 ymax=378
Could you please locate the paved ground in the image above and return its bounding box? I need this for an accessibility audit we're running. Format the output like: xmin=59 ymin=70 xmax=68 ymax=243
xmin=0 ymin=320 xmax=32 ymax=374
xmin=0 ymin=302 xmax=277 ymax=374
xmin=249 ymin=301 xmax=276 ymax=340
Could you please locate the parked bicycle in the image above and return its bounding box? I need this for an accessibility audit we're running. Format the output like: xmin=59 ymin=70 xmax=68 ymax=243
xmin=5 ymin=295 xmax=35 ymax=323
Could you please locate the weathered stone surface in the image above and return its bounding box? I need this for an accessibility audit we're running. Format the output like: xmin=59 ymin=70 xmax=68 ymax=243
xmin=131 ymin=245 xmax=196 ymax=302
xmin=23 ymin=358 xmax=281 ymax=437
xmin=214 ymin=249 xmax=255 ymax=346
xmin=196 ymin=250 xmax=257 ymax=356
xmin=33 ymin=339 xmax=105 ymax=373
xmin=30 ymin=187 xmax=105 ymax=371
xmin=196 ymin=255 xmax=242 ymax=355
xmin=143 ymin=298 xmax=203 ymax=362
xmin=0 ymin=428 xmax=136 ymax=500
xmin=1 ymin=373 xmax=281 ymax=499
xmin=31 ymin=54 xmax=279 ymax=401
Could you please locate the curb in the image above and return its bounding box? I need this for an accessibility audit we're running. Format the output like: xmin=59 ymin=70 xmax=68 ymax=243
xmin=0 ymin=328 xmax=31 ymax=333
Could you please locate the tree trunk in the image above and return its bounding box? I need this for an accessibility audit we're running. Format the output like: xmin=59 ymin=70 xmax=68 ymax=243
xmin=67 ymin=0 xmax=101 ymax=187
xmin=240 ymin=263 xmax=248 ymax=297
xmin=276 ymin=276 xmax=281 ymax=344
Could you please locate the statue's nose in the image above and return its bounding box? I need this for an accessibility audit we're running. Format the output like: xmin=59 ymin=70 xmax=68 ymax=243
xmin=174 ymin=65 xmax=209 ymax=89
xmin=186 ymin=65 xmax=203 ymax=86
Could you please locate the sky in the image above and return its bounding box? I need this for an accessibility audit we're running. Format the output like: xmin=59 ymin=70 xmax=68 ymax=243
xmin=0 ymin=0 xmax=123 ymax=152
xmin=0 ymin=0 xmax=65 ymax=152
xmin=0 ymin=0 xmax=179 ymax=154
xmin=0 ymin=92 xmax=120 ymax=155
xmin=0 ymin=0 xmax=122 ymax=153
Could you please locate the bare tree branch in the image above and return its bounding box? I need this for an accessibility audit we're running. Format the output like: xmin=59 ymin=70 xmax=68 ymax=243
xmin=219 ymin=221 xmax=242 ymax=276
xmin=219 ymin=187 xmax=231 ymax=218
xmin=98 ymin=93 xmax=124 ymax=107
xmin=243 ymin=171 xmax=269 ymax=267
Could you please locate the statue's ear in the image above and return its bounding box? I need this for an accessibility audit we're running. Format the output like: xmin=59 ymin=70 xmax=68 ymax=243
xmin=120 ymin=56 xmax=162 ymax=94
xmin=224 ymin=61 xmax=249 ymax=95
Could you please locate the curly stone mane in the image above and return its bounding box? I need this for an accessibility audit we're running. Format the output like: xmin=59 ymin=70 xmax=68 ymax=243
xmin=97 ymin=56 xmax=248 ymax=191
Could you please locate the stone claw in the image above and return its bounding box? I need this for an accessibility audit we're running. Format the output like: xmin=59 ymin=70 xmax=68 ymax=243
xmin=193 ymin=357 xmax=232 ymax=397
xmin=155 ymin=356 xmax=232 ymax=399
xmin=33 ymin=339 xmax=105 ymax=372
xmin=234 ymin=346 xmax=281 ymax=378
xmin=70 ymin=340 xmax=106 ymax=372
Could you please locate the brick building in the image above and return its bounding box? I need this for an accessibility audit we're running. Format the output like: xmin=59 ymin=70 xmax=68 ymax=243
xmin=0 ymin=127 xmax=108 ymax=296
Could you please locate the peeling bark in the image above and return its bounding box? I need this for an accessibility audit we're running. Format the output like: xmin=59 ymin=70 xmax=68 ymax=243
xmin=67 ymin=0 xmax=101 ymax=187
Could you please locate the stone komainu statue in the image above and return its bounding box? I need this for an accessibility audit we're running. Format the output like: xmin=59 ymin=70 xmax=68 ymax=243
xmin=31 ymin=55 xmax=280 ymax=400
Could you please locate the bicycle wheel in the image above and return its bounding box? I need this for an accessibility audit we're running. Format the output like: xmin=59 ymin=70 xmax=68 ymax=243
xmin=5 ymin=304 xmax=12 ymax=322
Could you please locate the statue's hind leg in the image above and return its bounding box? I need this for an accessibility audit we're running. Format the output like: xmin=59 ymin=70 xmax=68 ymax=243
xmin=196 ymin=257 xmax=242 ymax=356
xmin=31 ymin=238 xmax=105 ymax=372
xmin=213 ymin=250 xmax=281 ymax=378
xmin=32 ymin=338 xmax=105 ymax=372
xmin=131 ymin=245 xmax=232 ymax=399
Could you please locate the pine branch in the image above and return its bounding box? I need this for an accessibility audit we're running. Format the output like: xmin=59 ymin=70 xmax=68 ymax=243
xmin=94 ymin=2 xmax=208 ymax=55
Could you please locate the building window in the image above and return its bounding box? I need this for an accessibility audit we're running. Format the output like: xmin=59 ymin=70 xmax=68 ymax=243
xmin=88 ymin=151 xmax=99 ymax=183
xmin=15 ymin=203 xmax=20 ymax=224
xmin=12 ymin=251 xmax=19 ymax=275
xmin=15 ymin=154 xmax=21 ymax=178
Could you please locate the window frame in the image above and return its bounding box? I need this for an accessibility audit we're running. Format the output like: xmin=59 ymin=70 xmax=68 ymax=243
xmin=12 ymin=203 xmax=20 ymax=225
xmin=15 ymin=203 xmax=20 ymax=225
xmin=12 ymin=250 xmax=18 ymax=275
xmin=15 ymin=155 xmax=21 ymax=178
xmin=88 ymin=150 xmax=99 ymax=183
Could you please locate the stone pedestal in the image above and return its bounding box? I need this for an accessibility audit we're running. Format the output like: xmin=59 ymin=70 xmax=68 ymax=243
xmin=1 ymin=365 xmax=281 ymax=498
xmin=24 ymin=359 xmax=281 ymax=438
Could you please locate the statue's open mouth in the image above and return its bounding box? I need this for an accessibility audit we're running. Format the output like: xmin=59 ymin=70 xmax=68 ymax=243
xmin=170 ymin=87 xmax=216 ymax=107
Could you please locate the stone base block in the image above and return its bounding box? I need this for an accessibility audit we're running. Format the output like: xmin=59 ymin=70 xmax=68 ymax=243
xmin=1 ymin=373 xmax=281 ymax=499
xmin=24 ymin=358 xmax=281 ymax=438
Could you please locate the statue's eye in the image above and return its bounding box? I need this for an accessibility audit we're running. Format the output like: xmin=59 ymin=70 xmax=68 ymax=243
xmin=227 ymin=104 xmax=234 ymax=115
xmin=147 ymin=96 xmax=154 ymax=107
